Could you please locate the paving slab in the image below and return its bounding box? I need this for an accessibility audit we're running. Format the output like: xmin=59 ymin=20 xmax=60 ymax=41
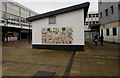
xmin=2 ymin=40 xmax=72 ymax=76
xmin=70 ymin=39 xmax=118 ymax=76
xmin=2 ymin=39 xmax=119 ymax=77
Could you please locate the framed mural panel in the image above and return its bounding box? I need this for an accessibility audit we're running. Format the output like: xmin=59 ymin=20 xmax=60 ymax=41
xmin=41 ymin=27 xmax=73 ymax=44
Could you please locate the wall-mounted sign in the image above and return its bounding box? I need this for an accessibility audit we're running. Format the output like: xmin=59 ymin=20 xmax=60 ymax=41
xmin=41 ymin=27 xmax=73 ymax=44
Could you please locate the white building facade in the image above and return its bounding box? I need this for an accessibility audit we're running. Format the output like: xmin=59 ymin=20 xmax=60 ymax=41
xmin=27 ymin=2 xmax=90 ymax=51
xmin=84 ymin=11 xmax=99 ymax=39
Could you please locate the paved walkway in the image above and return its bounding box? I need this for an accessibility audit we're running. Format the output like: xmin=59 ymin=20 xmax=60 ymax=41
xmin=2 ymin=39 xmax=30 ymax=47
xmin=1 ymin=39 xmax=119 ymax=77
xmin=2 ymin=40 xmax=72 ymax=76
xmin=70 ymin=39 xmax=119 ymax=76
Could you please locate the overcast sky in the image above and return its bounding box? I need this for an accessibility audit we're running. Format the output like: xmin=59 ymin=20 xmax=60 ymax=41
xmin=14 ymin=0 xmax=98 ymax=14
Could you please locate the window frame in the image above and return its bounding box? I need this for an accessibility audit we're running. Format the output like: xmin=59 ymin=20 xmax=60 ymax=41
xmin=96 ymin=14 xmax=99 ymax=17
xmin=85 ymin=22 xmax=88 ymax=25
xmin=92 ymin=14 xmax=95 ymax=17
xmin=105 ymin=9 xmax=108 ymax=16
xmin=49 ymin=16 xmax=56 ymax=24
xmin=111 ymin=6 xmax=114 ymax=14
xmin=89 ymin=14 xmax=91 ymax=18
xmin=100 ymin=12 xmax=102 ymax=19
xmin=106 ymin=29 xmax=109 ymax=36
xmin=113 ymin=27 xmax=117 ymax=36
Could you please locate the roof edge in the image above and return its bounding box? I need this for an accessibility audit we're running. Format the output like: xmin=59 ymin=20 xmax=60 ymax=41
xmin=27 ymin=2 xmax=90 ymax=22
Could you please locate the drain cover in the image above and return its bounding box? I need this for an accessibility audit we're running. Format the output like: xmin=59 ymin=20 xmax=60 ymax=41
xmin=31 ymin=71 xmax=56 ymax=78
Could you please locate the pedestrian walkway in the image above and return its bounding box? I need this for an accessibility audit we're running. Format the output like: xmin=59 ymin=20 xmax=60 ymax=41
xmin=70 ymin=39 xmax=119 ymax=76
xmin=2 ymin=39 xmax=119 ymax=77
xmin=2 ymin=40 xmax=72 ymax=76
xmin=2 ymin=39 xmax=30 ymax=47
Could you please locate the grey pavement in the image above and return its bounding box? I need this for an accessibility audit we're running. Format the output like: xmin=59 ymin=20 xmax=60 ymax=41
xmin=70 ymin=39 xmax=119 ymax=76
xmin=2 ymin=39 xmax=119 ymax=77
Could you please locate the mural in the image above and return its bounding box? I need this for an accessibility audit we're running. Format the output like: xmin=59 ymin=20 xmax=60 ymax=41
xmin=41 ymin=27 xmax=73 ymax=44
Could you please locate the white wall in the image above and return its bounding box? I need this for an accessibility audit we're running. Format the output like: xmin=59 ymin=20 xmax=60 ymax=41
xmin=100 ymin=27 xmax=120 ymax=43
xmin=32 ymin=9 xmax=84 ymax=45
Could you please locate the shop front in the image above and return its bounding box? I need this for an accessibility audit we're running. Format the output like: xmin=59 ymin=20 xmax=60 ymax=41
xmin=2 ymin=27 xmax=21 ymax=41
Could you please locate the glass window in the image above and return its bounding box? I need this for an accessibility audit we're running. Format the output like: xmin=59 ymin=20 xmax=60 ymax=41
xmin=111 ymin=6 xmax=114 ymax=14
xmin=1 ymin=12 xmax=5 ymax=19
xmin=100 ymin=0 xmax=102 ymax=4
xmin=106 ymin=29 xmax=109 ymax=36
xmin=93 ymin=21 xmax=95 ymax=24
xmin=105 ymin=9 xmax=108 ymax=16
xmin=49 ymin=16 xmax=56 ymax=24
xmin=96 ymin=21 xmax=99 ymax=24
xmin=7 ymin=14 xmax=10 ymax=20
xmin=100 ymin=12 xmax=102 ymax=18
xmin=89 ymin=14 xmax=91 ymax=18
xmin=21 ymin=18 xmax=23 ymax=22
xmin=15 ymin=16 xmax=19 ymax=22
xmin=113 ymin=27 xmax=117 ymax=36
xmin=7 ymin=2 xmax=19 ymax=12
xmin=22 ymin=18 xmax=26 ymax=23
xmin=21 ymin=8 xmax=29 ymax=15
xmin=89 ymin=22 xmax=91 ymax=25
xmin=10 ymin=15 xmax=14 ymax=21
xmin=30 ymin=12 xmax=36 ymax=16
xmin=96 ymin=14 xmax=99 ymax=17
xmin=85 ymin=22 xmax=88 ymax=25
xmin=92 ymin=14 xmax=95 ymax=17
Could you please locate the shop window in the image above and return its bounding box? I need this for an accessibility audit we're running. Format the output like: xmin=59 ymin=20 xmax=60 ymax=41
xmin=111 ymin=6 xmax=114 ymax=14
xmin=49 ymin=16 xmax=56 ymax=24
xmin=113 ymin=27 xmax=117 ymax=36
xmin=106 ymin=29 xmax=109 ymax=36
xmin=105 ymin=9 xmax=108 ymax=16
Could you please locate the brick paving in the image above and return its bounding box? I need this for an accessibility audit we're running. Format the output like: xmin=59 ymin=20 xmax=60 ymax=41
xmin=1 ymin=39 xmax=119 ymax=77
